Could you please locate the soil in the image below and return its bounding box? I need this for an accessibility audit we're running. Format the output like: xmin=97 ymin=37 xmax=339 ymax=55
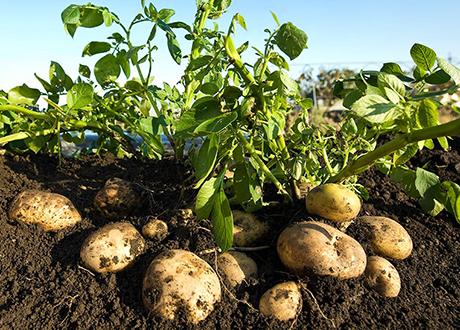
xmin=0 ymin=139 xmax=459 ymax=330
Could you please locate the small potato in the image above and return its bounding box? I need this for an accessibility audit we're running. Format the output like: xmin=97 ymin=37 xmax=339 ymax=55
xmin=358 ymin=216 xmax=412 ymax=260
xmin=305 ymin=183 xmax=361 ymax=222
xmin=142 ymin=219 xmax=168 ymax=241
xmin=93 ymin=178 xmax=141 ymax=220
xmin=143 ymin=249 xmax=221 ymax=324
xmin=80 ymin=222 xmax=145 ymax=273
xmin=259 ymin=281 xmax=302 ymax=321
xmin=277 ymin=221 xmax=367 ymax=279
xmin=232 ymin=210 xmax=268 ymax=247
xmin=8 ymin=190 xmax=81 ymax=232
xmin=364 ymin=256 xmax=401 ymax=298
xmin=217 ymin=251 xmax=258 ymax=289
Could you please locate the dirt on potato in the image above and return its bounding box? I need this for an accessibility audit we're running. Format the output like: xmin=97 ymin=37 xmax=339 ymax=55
xmin=0 ymin=138 xmax=459 ymax=329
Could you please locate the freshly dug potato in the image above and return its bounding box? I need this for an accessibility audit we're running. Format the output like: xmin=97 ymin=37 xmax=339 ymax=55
xmin=358 ymin=216 xmax=413 ymax=260
xmin=305 ymin=183 xmax=361 ymax=222
xmin=142 ymin=219 xmax=168 ymax=241
xmin=364 ymin=256 xmax=401 ymax=298
xmin=277 ymin=221 xmax=367 ymax=279
xmin=217 ymin=251 xmax=258 ymax=289
xmin=80 ymin=222 xmax=145 ymax=273
xmin=143 ymin=249 xmax=221 ymax=324
xmin=93 ymin=178 xmax=142 ymax=219
xmin=8 ymin=190 xmax=81 ymax=232
xmin=259 ymin=281 xmax=302 ymax=321
xmin=232 ymin=210 xmax=268 ymax=247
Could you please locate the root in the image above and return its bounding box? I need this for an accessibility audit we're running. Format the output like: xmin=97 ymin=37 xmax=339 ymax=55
xmin=300 ymin=283 xmax=337 ymax=328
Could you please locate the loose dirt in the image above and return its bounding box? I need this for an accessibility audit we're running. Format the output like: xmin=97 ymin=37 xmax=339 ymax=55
xmin=0 ymin=139 xmax=459 ymax=329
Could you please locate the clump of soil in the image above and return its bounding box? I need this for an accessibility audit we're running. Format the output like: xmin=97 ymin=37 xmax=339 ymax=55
xmin=0 ymin=140 xmax=459 ymax=329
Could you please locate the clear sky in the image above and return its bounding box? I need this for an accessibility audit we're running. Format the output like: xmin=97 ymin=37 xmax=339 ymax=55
xmin=2 ymin=0 xmax=460 ymax=95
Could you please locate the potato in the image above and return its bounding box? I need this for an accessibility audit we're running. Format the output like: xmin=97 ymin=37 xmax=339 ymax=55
xmin=232 ymin=210 xmax=268 ymax=247
xmin=8 ymin=190 xmax=81 ymax=231
xmin=305 ymin=183 xmax=361 ymax=222
xmin=277 ymin=221 xmax=367 ymax=279
xmin=142 ymin=249 xmax=221 ymax=324
xmin=364 ymin=256 xmax=401 ymax=298
xmin=217 ymin=251 xmax=258 ymax=289
xmin=80 ymin=222 xmax=145 ymax=273
xmin=358 ymin=216 xmax=412 ymax=260
xmin=93 ymin=178 xmax=142 ymax=219
xmin=259 ymin=281 xmax=302 ymax=321
xmin=142 ymin=219 xmax=168 ymax=241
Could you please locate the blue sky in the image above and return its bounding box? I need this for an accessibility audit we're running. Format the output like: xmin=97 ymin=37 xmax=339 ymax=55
xmin=2 ymin=0 xmax=460 ymax=95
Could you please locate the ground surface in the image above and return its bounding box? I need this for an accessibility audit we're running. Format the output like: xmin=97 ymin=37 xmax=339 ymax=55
xmin=0 ymin=139 xmax=459 ymax=330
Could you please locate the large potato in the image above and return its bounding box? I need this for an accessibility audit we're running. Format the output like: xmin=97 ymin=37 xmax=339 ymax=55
xmin=217 ymin=251 xmax=258 ymax=289
xmin=364 ymin=256 xmax=401 ymax=298
xmin=305 ymin=183 xmax=361 ymax=222
xmin=358 ymin=216 xmax=413 ymax=260
xmin=93 ymin=178 xmax=142 ymax=219
xmin=143 ymin=249 xmax=221 ymax=324
xmin=80 ymin=222 xmax=145 ymax=273
xmin=232 ymin=210 xmax=268 ymax=247
xmin=277 ymin=221 xmax=367 ymax=279
xmin=259 ymin=281 xmax=302 ymax=321
xmin=8 ymin=190 xmax=81 ymax=231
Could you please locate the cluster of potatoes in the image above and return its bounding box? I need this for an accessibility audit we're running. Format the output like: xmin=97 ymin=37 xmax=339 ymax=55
xmin=7 ymin=179 xmax=413 ymax=324
xmin=278 ymin=183 xmax=412 ymax=299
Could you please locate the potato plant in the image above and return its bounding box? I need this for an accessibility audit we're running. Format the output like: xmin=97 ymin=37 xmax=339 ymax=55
xmin=0 ymin=1 xmax=460 ymax=253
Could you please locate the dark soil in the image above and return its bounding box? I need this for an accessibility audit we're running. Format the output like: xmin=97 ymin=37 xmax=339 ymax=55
xmin=1 ymin=139 xmax=459 ymax=330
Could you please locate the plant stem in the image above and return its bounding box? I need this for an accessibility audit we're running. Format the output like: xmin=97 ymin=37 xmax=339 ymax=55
xmin=327 ymin=117 xmax=460 ymax=183
xmin=236 ymin=130 xmax=292 ymax=201
xmin=0 ymin=105 xmax=53 ymax=120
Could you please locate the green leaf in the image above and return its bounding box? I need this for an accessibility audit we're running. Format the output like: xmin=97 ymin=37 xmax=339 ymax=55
xmin=233 ymin=146 xmax=263 ymax=212
xmin=425 ymin=69 xmax=451 ymax=85
xmin=78 ymin=64 xmax=91 ymax=78
xmin=274 ymin=22 xmax=308 ymax=60
xmin=418 ymin=99 xmax=438 ymax=128
xmin=175 ymin=97 xmax=222 ymax=138
xmin=102 ymin=10 xmax=114 ymax=26
xmin=166 ymin=34 xmax=181 ymax=64
xmin=61 ymin=5 xmax=80 ymax=24
xmin=377 ymin=73 xmax=406 ymax=103
xmin=441 ymin=181 xmax=460 ymax=223
xmin=82 ymin=41 xmax=111 ymax=57
xmin=8 ymin=84 xmax=41 ymax=105
xmin=402 ymin=170 xmax=420 ymax=198
xmin=351 ymin=94 xmax=400 ymax=123
xmin=271 ymin=11 xmax=280 ymax=27
xmin=415 ymin=167 xmax=440 ymax=197
xmin=419 ymin=197 xmax=444 ymax=217
xmin=194 ymin=112 xmax=238 ymax=134
xmin=437 ymin=57 xmax=460 ymax=85
xmin=280 ymin=71 xmax=301 ymax=93
xmin=196 ymin=175 xmax=222 ymax=220
xmin=395 ymin=143 xmax=419 ymax=165
xmin=195 ymin=135 xmax=219 ymax=187
xmin=159 ymin=8 xmax=175 ymax=22
xmin=116 ymin=50 xmax=131 ymax=79
xmin=211 ymin=187 xmax=233 ymax=252
xmin=67 ymin=83 xmax=93 ymax=109
xmin=79 ymin=7 xmax=104 ymax=28
xmin=34 ymin=74 xmax=56 ymax=94
xmin=94 ymin=54 xmax=121 ymax=86
xmin=235 ymin=13 xmax=247 ymax=30
xmin=343 ymin=90 xmax=364 ymax=109
xmin=410 ymin=43 xmax=436 ymax=72
xmin=49 ymin=61 xmax=67 ymax=89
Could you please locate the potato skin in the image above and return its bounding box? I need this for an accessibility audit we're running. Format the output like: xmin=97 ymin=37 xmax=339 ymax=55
xmin=277 ymin=221 xmax=367 ymax=279
xmin=358 ymin=216 xmax=413 ymax=260
xmin=8 ymin=190 xmax=81 ymax=231
xmin=142 ymin=249 xmax=221 ymax=324
xmin=364 ymin=256 xmax=401 ymax=298
xmin=259 ymin=281 xmax=302 ymax=321
xmin=93 ymin=178 xmax=141 ymax=220
xmin=232 ymin=210 xmax=268 ymax=247
xmin=305 ymin=183 xmax=361 ymax=222
xmin=217 ymin=251 xmax=258 ymax=289
xmin=80 ymin=222 xmax=145 ymax=273
xmin=142 ymin=219 xmax=168 ymax=241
